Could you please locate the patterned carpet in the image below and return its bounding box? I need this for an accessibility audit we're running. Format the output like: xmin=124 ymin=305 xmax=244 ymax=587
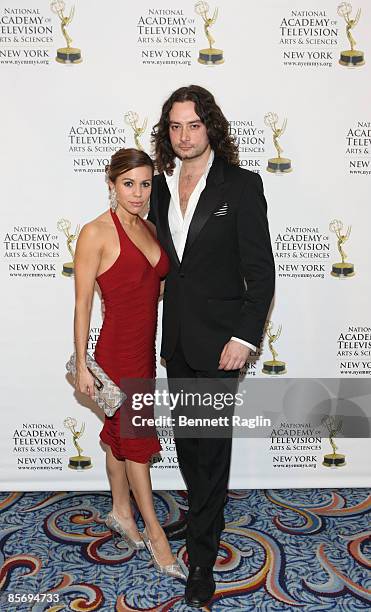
xmin=0 ymin=488 xmax=370 ymax=611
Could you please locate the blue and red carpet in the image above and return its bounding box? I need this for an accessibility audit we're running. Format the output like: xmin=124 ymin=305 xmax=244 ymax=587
xmin=0 ymin=488 xmax=370 ymax=611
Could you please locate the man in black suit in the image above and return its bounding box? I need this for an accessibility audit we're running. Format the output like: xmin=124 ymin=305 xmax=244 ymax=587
xmin=149 ymin=85 xmax=275 ymax=607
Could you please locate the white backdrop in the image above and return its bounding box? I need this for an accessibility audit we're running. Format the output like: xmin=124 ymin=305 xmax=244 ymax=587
xmin=1 ymin=0 xmax=370 ymax=490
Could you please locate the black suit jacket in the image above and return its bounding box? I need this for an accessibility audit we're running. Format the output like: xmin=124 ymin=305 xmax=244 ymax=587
xmin=148 ymin=156 xmax=275 ymax=370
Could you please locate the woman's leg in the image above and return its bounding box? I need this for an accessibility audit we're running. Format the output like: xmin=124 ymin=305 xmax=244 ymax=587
xmin=125 ymin=459 xmax=175 ymax=565
xmin=105 ymin=444 xmax=141 ymax=540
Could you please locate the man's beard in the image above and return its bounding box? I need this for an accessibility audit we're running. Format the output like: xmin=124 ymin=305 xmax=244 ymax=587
xmin=175 ymin=142 xmax=210 ymax=161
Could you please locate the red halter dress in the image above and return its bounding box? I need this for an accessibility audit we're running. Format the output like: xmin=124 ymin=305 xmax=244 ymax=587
xmin=95 ymin=210 xmax=169 ymax=463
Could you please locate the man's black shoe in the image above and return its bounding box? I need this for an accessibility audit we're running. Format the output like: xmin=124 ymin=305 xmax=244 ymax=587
xmin=185 ymin=566 xmax=215 ymax=608
xmin=163 ymin=516 xmax=187 ymax=540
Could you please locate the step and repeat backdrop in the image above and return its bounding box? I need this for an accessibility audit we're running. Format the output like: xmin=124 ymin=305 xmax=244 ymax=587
xmin=1 ymin=0 xmax=370 ymax=490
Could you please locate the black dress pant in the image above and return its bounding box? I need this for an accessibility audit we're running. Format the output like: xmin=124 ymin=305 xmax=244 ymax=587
xmin=166 ymin=337 xmax=239 ymax=568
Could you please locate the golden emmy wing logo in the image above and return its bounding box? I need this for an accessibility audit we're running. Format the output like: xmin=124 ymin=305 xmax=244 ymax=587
xmin=50 ymin=0 xmax=82 ymax=64
xmin=262 ymin=321 xmax=287 ymax=375
xmin=194 ymin=1 xmax=224 ymax=65
xmin=64 ymin=417 xmax=92 ymax=470
xmin=329 ymin=219 xmax=355 ymax=278
xmin=337 ymin=3 xmax=365 ymax=67
xmin=57 ymin=218 xmax=80 ymax=277
xmin=322 ymin=416 xmax=346 ymax=467
xmin=264 ymin=113 xmax=292 ymax=174
xmin=124 ymin=111 xmax=148 ymax=151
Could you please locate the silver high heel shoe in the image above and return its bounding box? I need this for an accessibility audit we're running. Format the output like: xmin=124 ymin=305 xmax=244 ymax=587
xmin=105 ymin=511 xmax=146 ymax=550
xmin=142 ymin=528 xmax=188 ymax=580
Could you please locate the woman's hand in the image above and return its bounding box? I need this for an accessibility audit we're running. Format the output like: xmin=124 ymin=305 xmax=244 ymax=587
xmin=75 ymin=366 xmax=96 ymax=399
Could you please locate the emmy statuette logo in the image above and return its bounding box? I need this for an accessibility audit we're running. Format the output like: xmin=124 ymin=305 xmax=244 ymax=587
xmin=337 ymin=3 xmax=365 ymax=67
xmin=264 ymin=113 xmax=292 ymax=174
xmin=57 ymin=218 xmax=80 ymax=277
xmin=322 ymin=416 xmax=346 ymax=467
xmin=124 ymin=111 xmax=148 ymax=151
xmin=64 ymin=417 xmax=92 ymax=470
xmin=262 ymin=321 xmax=287 ymax=375
xmin=329 ymin=219 xmax=355 ymax=278
xmin=50 ymin=0 xmax=82 ymax=64
xmin=194 ymin=1 xmax=224 ymax=65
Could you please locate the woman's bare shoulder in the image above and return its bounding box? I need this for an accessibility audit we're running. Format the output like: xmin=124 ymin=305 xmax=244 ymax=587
xmin=143 ymin=218 xmax=157 ymax=237
xmin=80 ymin=211 xmax=113 ymax=239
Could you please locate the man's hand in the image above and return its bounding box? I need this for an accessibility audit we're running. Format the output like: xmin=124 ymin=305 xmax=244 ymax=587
xmin=218 ymin=340 xmax=251 ymax=371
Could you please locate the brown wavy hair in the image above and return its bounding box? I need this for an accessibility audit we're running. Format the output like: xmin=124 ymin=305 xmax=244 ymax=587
xmin=105 ymin=147 xmax=154 ymax=183
xmin=152 ymin=85 xmax=239 ymax=174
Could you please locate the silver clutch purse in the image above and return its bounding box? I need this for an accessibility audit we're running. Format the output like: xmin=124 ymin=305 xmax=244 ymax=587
xmin=66 ymin=353 xmax=126 ymax=417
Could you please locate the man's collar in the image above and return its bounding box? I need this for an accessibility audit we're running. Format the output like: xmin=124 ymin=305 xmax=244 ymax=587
xmin=165 ymin=149 xmax=215 ymax=185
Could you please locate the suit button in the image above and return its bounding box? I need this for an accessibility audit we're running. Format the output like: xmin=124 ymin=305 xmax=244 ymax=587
xmin=179 ymin=272 xmax=185 ymax=278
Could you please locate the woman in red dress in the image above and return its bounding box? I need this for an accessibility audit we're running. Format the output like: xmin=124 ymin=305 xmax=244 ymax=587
xmin=73 ymin=148 xmax=185 ymax=579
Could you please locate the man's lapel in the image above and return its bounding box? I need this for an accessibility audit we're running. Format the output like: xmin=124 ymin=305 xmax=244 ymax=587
xmin=181 ymin=156 xmax=225 ymax=262
xmin=157 ymin=175 xmax=181 ymax=267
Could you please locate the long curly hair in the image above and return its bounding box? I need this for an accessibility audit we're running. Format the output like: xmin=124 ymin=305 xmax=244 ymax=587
xmin=152 ymin=85 xmax=239 ymax=174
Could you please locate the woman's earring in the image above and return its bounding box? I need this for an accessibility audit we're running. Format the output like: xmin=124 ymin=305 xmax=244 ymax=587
xmin=109 ymin=186 xmax=118 ymax=212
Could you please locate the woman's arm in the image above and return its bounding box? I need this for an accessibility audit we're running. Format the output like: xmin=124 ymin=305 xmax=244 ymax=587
xmin=144 ymin=219 xmax=165 ymax=298
xmin=73 ymin=223 xmax=102 ymax=398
